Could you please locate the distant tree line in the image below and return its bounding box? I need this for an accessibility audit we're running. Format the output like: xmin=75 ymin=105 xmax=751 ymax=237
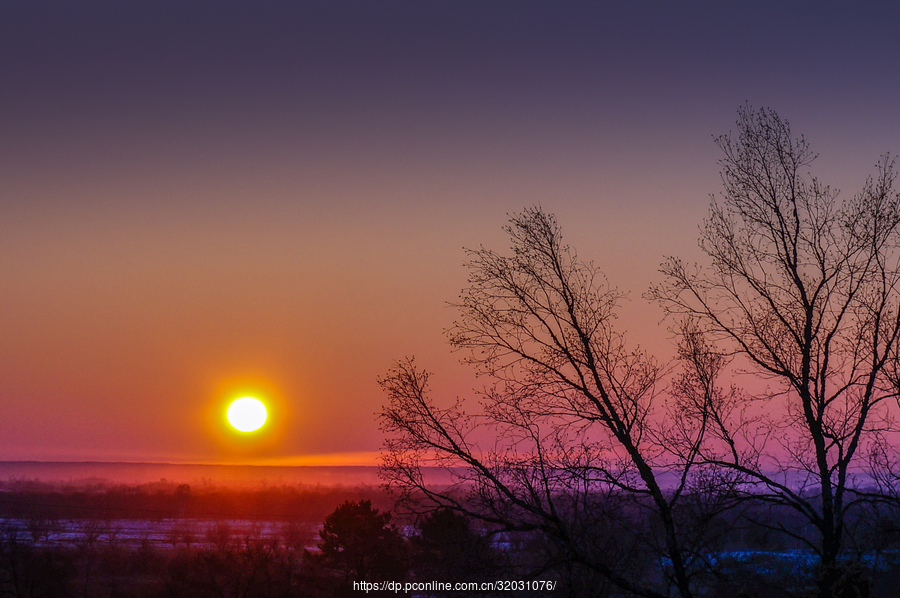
xmin=0 ymin=481 xmax=391 ymax=522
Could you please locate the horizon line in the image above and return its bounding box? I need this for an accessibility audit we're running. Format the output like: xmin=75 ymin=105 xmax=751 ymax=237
xmin=0 ymin=451 xmax=384 ymax=468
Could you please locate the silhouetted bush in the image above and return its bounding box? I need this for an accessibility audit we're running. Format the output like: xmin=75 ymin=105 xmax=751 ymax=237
xmin=0 ymin=525 xmax=76 ymax=598
xmin=165 ymin=541 xmax=304 ymax=598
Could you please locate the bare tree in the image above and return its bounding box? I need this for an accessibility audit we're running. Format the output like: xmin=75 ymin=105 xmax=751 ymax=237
xmin=649 ymin=105 xmax=900 ymax=598
xmin=380 ymin=208 xmax=733 ymax=598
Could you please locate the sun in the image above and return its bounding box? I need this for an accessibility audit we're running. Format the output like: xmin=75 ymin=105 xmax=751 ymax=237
xmin=227 ymin=397 xmax=268 ymax=432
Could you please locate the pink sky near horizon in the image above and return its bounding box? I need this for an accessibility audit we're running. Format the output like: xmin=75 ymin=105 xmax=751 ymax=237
xmin=1 ymin=2 xmax=899 ymax=465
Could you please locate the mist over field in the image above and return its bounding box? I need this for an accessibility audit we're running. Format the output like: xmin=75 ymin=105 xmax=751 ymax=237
xmin=0 ymin=461 xmax=390 ymax=488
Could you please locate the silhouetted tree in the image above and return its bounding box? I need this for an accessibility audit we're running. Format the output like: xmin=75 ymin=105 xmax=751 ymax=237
xmin=649 ymin=105 xmax=900 ymax=598
xmin=380 ymin=208 xmax=735 ymax=598
xmin=306 ymin=500 xmax=408 ymax=597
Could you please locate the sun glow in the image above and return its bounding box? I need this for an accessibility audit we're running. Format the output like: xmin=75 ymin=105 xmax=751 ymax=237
xmin=227 ymin=397 xmax=268 ymax=432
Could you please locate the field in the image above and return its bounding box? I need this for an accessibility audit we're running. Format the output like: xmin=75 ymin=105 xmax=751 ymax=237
xmin=4 ymin=465 xmax=900 ymax=597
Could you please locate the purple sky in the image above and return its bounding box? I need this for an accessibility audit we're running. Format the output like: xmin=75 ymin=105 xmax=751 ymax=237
xmin=1 ymin=1 xmax=899 ymax=464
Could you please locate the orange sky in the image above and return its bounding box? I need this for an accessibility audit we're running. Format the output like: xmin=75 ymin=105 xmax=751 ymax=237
xmin=1 ymin=2 xmax=899 ymax=465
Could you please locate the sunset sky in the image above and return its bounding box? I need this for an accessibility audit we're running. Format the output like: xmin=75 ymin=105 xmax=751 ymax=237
xmin=2 ymin=1 xmax=899 ymax=465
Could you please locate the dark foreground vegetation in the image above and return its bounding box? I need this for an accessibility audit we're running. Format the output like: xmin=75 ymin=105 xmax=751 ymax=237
xmin=3 ymin=483 xmax=900 ymax=597
xmin=0 ymin=482 xmax=508 ymax=598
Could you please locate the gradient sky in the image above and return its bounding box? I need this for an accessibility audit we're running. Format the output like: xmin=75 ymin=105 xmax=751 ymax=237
xmin=2 ymin=1 xmax=899 ymax=464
